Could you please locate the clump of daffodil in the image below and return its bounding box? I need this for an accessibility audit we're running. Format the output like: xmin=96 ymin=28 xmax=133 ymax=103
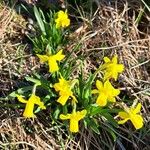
xmin=37 ymin=50 xmax=65 ymax=73
xmin=16 ymin=94 xmax=46 ymax=118
xmin=60 ymin=110 xmax=87 ymax=133
xmin=53 ymin=76 xmax=77 ymax=105
xmin=101 ymin=55 xmax=124 ymax=81
xmin=92 ymin=80 xmax=120 ymax=106
xmin=55 ymin=10 xmax=70 ymax=28
xmin=118 ymin=103 xmax=144 ymax=129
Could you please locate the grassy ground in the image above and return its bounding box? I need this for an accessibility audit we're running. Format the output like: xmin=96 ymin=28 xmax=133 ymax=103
xmin=0 ymin=0 xmax=150 ymax=149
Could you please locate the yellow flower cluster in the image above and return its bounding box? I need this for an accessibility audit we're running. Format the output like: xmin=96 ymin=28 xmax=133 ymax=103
xmin=15 ymin=10 xmax=144 ymax=132
xmin=92 ymin=55 xmax=123 ymax=107
xmin=53 ymin=76 xmax=87 ymax=132
xmin=91 ymin=55 xmax=143 ymax=129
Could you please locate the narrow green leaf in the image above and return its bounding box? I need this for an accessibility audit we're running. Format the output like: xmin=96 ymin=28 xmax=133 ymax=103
xmin=34 ymin=6 xmax=46 ymax=35
xmin=85 ymin=118 xmax=100 ymax=134
xmin=89 ymin=105 xmax=102 ymax=116
xmin=25 ymin=76 xmax=41 ymax=86
xmin=53 ymin=107 xmax=61 ymax=119
xmin=102 ymin=113 xmax=118 ymax=128
xmin=9 ymin=86 xmax=32 ymax=97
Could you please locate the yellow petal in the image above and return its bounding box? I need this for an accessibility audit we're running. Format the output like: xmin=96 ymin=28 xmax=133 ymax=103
xmin=117 ymin=64 xmax=124 ymax=72
xmin=105 ymin=80 xmax=120 ymax=97
xmin=109 ymin=97 xmax=116 ymax=103
xmin=75 ymin=110 xmax=87 ymax=121
xmin=104 ymin=80 xmax=112 ymax=89
xmin=103 ymin=57 xmax=110 ymax=63
xmin=118 ymin=112 xmax=129 ymax=119
xmin=29 ymin=94 xmax=46 ymax=109
xmin=48 ymin=57 xmax=59 ymax=72
xmin=103 ymin=71 xmax=112 ymax=80
xmin=112 ymin=55 xmax=118 ymax=64
xmin=96 ymin=80 xmax=103 ymax=90
xmin=69 ymin=110 xmax=87 ymax=132
xmin=16 ymin=95 xmax=27 ymax=103
xmin=23 ymin=101 xmax=35 ymax=118
xmin=130 ymin=114 xmax=144 ymax=130
xmin=60 ymin=114 xmax=71 ymax=120
xmin=118 ymin=118 xmax=129 ymax=124
xmin=57 ymin=10 xmax=65 ymax=17
xmin=57 ymin=94 xmax=69 ymax=106
xmin=63 ymin=19 xmax=70 ymax=27
xmin=70 ymin=119 xmax=79 ymax=133
xmin=113 ymin=89 xmax=120 ymax=96
xmin=133 ymin=103 xmax=142 ymax=114
xmin=96 ymin=93 xmax=108 ymax=106
xmin=91 ymin=89 xmax=99 ymax=94
xmin=37 ymin=54 xmax=49 ymax=63
xmin=112 ymin=72 xmax=118 ymax=81
xmin=53 ymin=50 xmax=65 ymax=61
xmin=53 ymin=82 xmax=61 ymax=91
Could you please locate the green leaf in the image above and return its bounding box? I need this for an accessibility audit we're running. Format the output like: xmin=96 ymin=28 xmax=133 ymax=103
xmin=89 ymin=104 xmax=102 ymax=116
xmin=109 ymin=129 xmax=117 ymax=141
xmin=34 ymin=6 xmax=46 ymax=35
xmin=102 ymin=113 xmax=118 ymax=128
xmin=85 ymin=118 xmax=100 ymax=134
xmin=9 ymin=86 xmax=32 ymax=97
xmin=25 ymin=76 xmax=41 ymax=86
xmin=53 ymin=107 xmax=61 ymax=120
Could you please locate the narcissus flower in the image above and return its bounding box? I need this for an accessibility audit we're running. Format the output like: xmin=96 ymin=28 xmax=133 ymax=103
xmin=101 ymin=55 xmax=124 ymax=80
xmin=92 ymin=80 xmax=120 ymax=106
xmin=16 ymin=94 xmax=46 ymax=118
xmin=54 ymin=76 xmax=77 ymax=105
xmin=55 ymin=10 xmax=70 ymax=28
xmin=37 ymin=50 xmax=65 ymax=73
xmin=60 ymin=110 xmax=87 ymax=133
xmin=118 ymin=103 xmax=144 ymax=129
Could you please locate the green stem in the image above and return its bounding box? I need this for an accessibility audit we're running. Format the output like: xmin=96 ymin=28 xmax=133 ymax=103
xmin=72 ymin=102 xmax=77 ymax=113
xmin=32 ymin=84 xmax=37 ymax=95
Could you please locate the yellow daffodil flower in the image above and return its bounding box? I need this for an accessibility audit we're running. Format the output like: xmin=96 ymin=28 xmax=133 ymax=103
xmin=60 ymin=110 xmax=87 ymax=133
xmin=92 ymin=80 xmax=120 ymax=106
xmin=37 ymin=50 xmax=65 ymax=73
xmin=16 ymin=94 xmax=46 ymax=118
xmin=118 ymin=103 xmax=144 ymax=129
xmin=101 ymin=55 xmax=124 ymax=80
xmin=55 ymin=10 xmax=70 ymax=28
xmin=54 ymin=76 xmax=77 ymax=105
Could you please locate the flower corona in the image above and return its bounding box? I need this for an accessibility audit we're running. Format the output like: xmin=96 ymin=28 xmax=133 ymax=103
xmin=60 ymin=110 xmax=87 ymax=133
xmin=16 ymin=94 xmax=46 ymax=118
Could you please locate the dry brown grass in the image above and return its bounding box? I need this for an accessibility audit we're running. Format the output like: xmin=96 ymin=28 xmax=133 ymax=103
xmin=77 ymin=0 xmax=150 ymax=104
xmin=68 ymin=0 xmax=150 ymax=149
xmin=0 ymin=113 xmax=61 ymax=149
xmin=0 ymin=0 xmax=150 ymax=149
xmin=0 ymin=2 xmax=41 ymax=97
xmin=0 ymin=3 xmax=58 ymax=149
